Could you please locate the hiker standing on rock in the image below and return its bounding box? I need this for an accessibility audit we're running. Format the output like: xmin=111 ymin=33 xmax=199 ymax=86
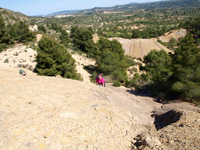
xmin=96 ymin=74 xmax=105 ymax=87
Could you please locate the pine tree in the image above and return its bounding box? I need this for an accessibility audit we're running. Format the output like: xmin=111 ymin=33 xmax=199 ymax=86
xmin=60 ymin=30 xmax=69 ymax=47
xmin=70 ymin=27 xmax=96 ymax=54
xmin=172 ymin=34 xmax=200 ymax=100
xmin=142 ymin=50 xmax=173 ymax=96
xmin=36 ymin=37 xmax=82 ymax=80
xmin=96 ymin=38 xmax=128 ymax=82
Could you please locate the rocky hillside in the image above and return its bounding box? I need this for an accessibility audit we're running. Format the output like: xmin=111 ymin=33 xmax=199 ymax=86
xmin=0 ymin=67 xmax=200 ymax=150
xmin=0 ymin=8 xmax=28 ymax=25
xmin=0 ymin=67 xmax=161 ymax=150
xmin=110 ymin=38 xmax=172 ymax=58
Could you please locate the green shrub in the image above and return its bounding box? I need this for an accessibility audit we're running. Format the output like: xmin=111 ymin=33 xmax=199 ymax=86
xmin=113 ymin=80 xmax=121 ymax=87
xmin=70 ymin=26 xmax=97 ymax=58
xmin=38 ymin=25 xmax=46 ymax=33
xmin=14 ymin=52 xmax=18 ymax=56
xmin=168 ymin=38 xmax=177 ymax=48
xmin=125 ymin=73 xmax=148 ymax=92
xmin=90 ymin=71 xmax=97 ymax=83
xmin=28 ymin=65 xmax=33 ymax=71
xmin=17 ymin=64 xmax=23 ymax=68
xmin=60 ymin=29 xmax=69 ymax=47
xmin=4 ymin=58 xmax=9 ymax=63
xmin=137 ymin=34 xmax=200 ymax=102
xmin=172 ymin=34 xmax=200 ymax=101
xmin=196 ymin=38 xmax=200 ymax=46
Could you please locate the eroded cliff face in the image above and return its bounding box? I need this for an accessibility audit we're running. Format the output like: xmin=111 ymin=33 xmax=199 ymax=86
xmin=109 ymin=29 xmax=186 ymax=59
xmin=158 ymin=29 xmax=187 ymax=42
xmin=110 ymin=38 xmax=171 ymax=58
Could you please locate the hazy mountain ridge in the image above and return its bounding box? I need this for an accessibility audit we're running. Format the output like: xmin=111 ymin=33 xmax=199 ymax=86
xmin=46 ymin=10 xmax=80 ymax=17
xmin=45 ymin=0 xmax=200 ymax=17
xmin=81 ymin=0 xmax=200 ymax=14
xmin=136 ymin=0 xmax=200 ymax=9
xmin=46 ymin=3 xmax=139 ymax=17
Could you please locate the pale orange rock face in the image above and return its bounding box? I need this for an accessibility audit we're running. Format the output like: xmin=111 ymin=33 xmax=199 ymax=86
xmin=109 ymin=37 xmax=172 ymax=58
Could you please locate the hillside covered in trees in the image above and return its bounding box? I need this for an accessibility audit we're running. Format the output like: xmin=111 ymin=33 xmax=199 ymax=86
xmin=0 ymin=8 xmax=35 ymax=52
xmin=128 ymin=18 xmax=200 ymax=103
xmin=32 ymin=0 xmax=200 ymax=39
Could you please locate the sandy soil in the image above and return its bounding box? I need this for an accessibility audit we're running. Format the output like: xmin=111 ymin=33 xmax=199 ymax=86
xmin=0 ymin=44 xmax=37 ymax=70
xmin=0 ymin=67 xmax=161 ymax=150
xmin=70 ymin=51 xmax=96 ymax=83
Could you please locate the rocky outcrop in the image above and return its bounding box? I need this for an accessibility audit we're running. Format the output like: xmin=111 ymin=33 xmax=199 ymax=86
xmin=110 ymin=38 xmax=171 ymax=58
xmin=29 ymin=25 xmax=38 ymax=32
xmin=132 ymin=103 xmax=200 ymax=150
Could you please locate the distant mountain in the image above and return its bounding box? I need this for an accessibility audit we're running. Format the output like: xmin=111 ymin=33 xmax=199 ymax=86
xmin=46 ymin=10 xmax=80 ymax=17
xmin=78 ymin=2 xmax=139 ymax=14
xmin=31 ymin=15 xmax=44 ymax=17
xmin=135 ymin=0 xmax=200 ymax=9
xmin=45 ymin=2 xmax=139 ymax=17
xmin=44 ymin=0 xmax=200 ymax=17
xmin=68 ymin=0 xmax=200 ymax=15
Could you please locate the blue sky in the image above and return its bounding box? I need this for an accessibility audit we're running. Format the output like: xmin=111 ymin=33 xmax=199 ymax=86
xmin=0 ymin=0 xmax=162 ymax=16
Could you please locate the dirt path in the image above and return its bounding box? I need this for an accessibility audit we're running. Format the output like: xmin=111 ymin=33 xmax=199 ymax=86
xmin=70 ymin=51 xmax=96 ymax=83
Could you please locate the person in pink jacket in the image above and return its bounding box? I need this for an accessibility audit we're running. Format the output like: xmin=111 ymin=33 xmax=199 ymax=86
xmin=96 ymin=74 xmax=105 ymax=87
